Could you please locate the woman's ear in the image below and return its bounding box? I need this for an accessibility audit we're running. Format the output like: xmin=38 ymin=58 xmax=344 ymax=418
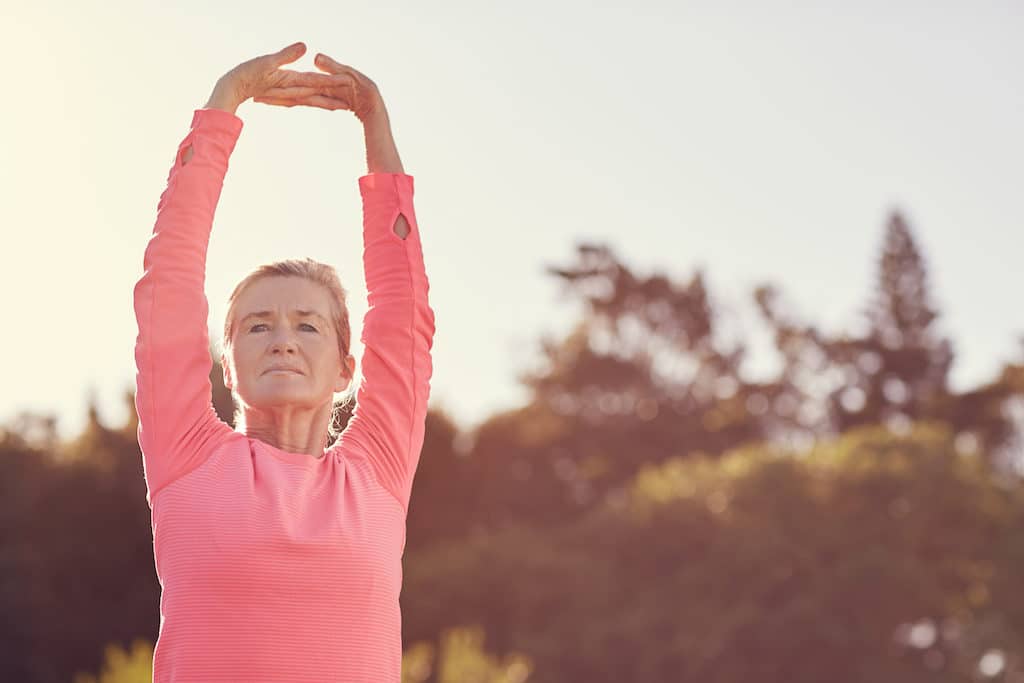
xmin=335 ymin=354 xmax=356 ymax=392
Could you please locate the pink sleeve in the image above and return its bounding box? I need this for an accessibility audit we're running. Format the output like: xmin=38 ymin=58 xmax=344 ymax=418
xmin=132 ymin=108 xmax=240 ymax=506
xmin=341 ymin=173 xmax=436 ymax=514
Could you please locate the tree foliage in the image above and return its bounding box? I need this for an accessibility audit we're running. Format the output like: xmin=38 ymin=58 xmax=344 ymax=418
xmin=4 ymin=208 xmax=1024 ymax=681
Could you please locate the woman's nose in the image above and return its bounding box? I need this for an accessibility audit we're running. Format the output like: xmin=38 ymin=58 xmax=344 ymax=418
xmin=270 ymin=331 xmax=298 ymax=351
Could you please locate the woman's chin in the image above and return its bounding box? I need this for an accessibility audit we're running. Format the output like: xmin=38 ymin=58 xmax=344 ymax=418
xmin=249 ymin=387 xmax=314 ymax=406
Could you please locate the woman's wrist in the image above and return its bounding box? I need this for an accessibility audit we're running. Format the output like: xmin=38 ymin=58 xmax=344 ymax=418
xmin=205 ymin=80 xmax=243 ymax=115
xmin=362 ymin=107 xmax=404 ymax=174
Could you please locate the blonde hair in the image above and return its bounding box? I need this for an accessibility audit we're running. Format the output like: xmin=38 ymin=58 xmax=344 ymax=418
xmin=221 ymin=257 xmax=356 ymax=441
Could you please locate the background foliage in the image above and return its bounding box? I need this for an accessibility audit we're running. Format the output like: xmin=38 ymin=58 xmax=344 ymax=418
xmin=4 ymin=211 xmax=1024 ymax=682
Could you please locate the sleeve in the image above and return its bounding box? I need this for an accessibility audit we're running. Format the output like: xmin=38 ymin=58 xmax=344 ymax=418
xmin=340 ymin=172 xmax=436 ymax=514
xmin=132 ymin=108 xmax=241 ymax=507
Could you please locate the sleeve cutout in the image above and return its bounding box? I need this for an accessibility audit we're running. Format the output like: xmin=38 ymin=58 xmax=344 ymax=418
xmin=393 ymin=212 xmax=411 ymax=240
xmin=179 ymin=143 xmax=194 ymax=167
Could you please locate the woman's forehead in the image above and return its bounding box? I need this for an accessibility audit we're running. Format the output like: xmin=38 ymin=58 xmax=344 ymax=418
xmin=237 ymin=277 xmax=331 ymax=315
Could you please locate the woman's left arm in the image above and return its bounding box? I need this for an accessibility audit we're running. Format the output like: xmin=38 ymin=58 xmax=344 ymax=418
xmin=344 ymin=160 xmax=435 ymax=515
xmin=346 ymin=101 xmax=434 ymax=516
xmin=252 ymin=54 xmax=436 ymax=512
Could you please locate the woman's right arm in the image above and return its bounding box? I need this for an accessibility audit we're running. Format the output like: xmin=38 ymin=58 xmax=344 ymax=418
xmin=133 ymin=44 xmax=341 ymax=505
xmin=132 ymin=106 xmax=242 ymax=507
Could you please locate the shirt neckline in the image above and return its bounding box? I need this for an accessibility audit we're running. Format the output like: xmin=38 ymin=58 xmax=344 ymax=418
xmin=245 ymin=434 xmax=334 ymax=467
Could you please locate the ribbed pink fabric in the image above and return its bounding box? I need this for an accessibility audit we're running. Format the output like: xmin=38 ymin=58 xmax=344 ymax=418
xmin=132 ymin=107 xmax=435 ymax=682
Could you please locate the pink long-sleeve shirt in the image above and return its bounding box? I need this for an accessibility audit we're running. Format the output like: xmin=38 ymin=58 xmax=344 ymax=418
xmin=132 ymin=107 xmax=435 ymax=682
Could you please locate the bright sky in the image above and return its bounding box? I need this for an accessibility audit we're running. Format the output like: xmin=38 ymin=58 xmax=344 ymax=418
xmin=2 ymin=1 xmax=1021 ymax=443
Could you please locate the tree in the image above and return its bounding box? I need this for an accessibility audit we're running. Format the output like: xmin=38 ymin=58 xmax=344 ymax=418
xmin=404 ymin=422 xmax=1024 ymax=681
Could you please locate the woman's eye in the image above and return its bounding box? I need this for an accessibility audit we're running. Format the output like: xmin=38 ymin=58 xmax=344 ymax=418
xmin=248 ymin=323 xmax=318 ymax=333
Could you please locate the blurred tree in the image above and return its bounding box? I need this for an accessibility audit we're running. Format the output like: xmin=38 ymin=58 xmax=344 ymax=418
xmin=755 ymin=210 xmax=1022 ymax=470
xmin=72 ymin=639 xmax=153 ymax=683
xmin=0 ymin=438 xmax=52 ymax=682
xmin=1 ymin=409 xmax=60 ymax=454
xmin=404 ymin=407 xmax=480 ymax=552
xmin=941 ymin=358 xmax=1024 ymax=473
xmin=464 ymin=243 xmax=770 ymax=533
xmin=0 ymin=407 xmax=158 ymax=683
xmin=404 ymin=422 xmax=1024 ymax=681
xmin=835 ymin=209 xmax=954 ymax=430
xmin=401 ymin=626 xmax=534 ymax=683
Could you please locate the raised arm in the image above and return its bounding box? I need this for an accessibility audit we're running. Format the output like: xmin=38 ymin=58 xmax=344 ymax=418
xmin=132 ymin=106 xmax=241 ymax=506
xmin=132 ymin=44 xmax=348 ymax=505
xmin=343 ymin=164 xmax=435 ymax=515
xmin=308 ymin=60 xmax=434 ymax=514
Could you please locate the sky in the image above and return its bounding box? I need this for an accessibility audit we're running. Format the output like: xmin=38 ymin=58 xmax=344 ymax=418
xmin=1 ymin=1 xmax=1021 ymax=444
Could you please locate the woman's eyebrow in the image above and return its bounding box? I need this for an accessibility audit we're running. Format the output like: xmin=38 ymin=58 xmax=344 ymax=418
xmin=241 ymin=310 xmax=328 ymax=324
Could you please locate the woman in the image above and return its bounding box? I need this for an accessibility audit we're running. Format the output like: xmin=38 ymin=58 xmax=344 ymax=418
xmin=132 ymin=42 xmax=435 ymax=682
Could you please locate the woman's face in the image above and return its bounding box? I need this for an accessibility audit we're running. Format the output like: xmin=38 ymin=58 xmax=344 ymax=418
xmin=223 ymin=276 xmax=352 ymax=411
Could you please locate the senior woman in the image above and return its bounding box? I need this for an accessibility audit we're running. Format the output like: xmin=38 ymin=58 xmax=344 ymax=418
xmin=132 ymin=42 xmax=435 ymax=682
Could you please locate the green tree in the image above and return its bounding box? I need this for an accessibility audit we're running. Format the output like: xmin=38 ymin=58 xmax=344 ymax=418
xmin=73 ymin=640 xmax=153 ymax=683
xmin=404 ymin=422 xmax=1024 ymax=681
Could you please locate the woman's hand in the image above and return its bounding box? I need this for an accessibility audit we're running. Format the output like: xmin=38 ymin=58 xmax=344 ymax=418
xmin=206 ymin=42 xmax=356 ymax=114
xmin=253 ymin=52 xmax=385 ymax=123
